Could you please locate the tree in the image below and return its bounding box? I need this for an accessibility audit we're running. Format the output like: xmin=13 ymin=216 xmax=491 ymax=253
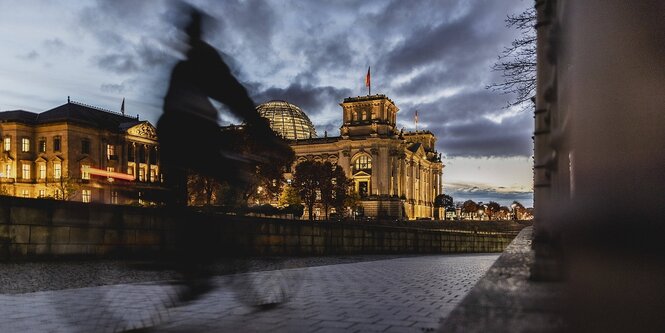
xmin=512 ymin=200 xmax=526 ymax=220
xmin=435 ymin=194 xmax=454 ymax=210
xmin=187 ymin=173 xmax=222 ymax=206
xmin=51 ymin=174 xmax=79 ymax=201
xmin=487 ymin=201 xmax=501 ymax=220
xmin=487 ymin=7 xmax=536 ymax=109
xmin=326 ymin=164 xmax=351 ymax=219
xmin=293 ymin=160 xmax=325 ymax=221
xmin=344 ymin=190 xmax=362 ymax=218
xmin=278 ymin=184 xmax=301 ymax=207
xmin=461 ymin=200 xmax=479 ymax=220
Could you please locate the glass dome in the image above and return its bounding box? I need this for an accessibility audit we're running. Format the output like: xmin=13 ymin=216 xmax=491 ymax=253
xmin=256 ymin=100 xmax=317 ymax=140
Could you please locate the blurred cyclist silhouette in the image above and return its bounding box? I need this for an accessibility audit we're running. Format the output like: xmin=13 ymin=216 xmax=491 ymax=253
xmin=158 ymin=4 xmax=292 ymax=302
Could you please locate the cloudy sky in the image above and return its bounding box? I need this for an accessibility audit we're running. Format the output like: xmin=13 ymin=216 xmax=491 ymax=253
xmin=0 ymin=0 xmax=534 ymax=207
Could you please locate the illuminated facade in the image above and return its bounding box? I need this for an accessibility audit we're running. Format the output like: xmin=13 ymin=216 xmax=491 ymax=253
xmin=0 ymin=99 xmax=164 ymax=204
xmin=271 ymin=95 xmax=443 ymax=220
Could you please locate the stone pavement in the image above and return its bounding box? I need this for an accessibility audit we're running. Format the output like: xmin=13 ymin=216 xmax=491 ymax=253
xmin=0 ymin=254 xmax=498 ymax=332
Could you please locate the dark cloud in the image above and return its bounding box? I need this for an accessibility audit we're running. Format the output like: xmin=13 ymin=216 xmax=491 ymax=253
xmin=252 ymin=83 xmax=352 ymax=117
xmin=95 ymin=54 xmax=140 ymax=74
xmin=19 ymin=50 xmax=39 ymax=61
xmin=437 ymin=112 xmax=533 ymax=157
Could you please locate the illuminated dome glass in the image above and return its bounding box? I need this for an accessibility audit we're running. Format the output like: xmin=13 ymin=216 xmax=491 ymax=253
xmin=256 ymin=100 xmax=317 ymax=140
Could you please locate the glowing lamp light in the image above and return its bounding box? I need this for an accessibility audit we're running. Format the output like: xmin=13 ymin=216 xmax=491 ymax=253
xmin=86 ymin=167 xmax=135 ymax=181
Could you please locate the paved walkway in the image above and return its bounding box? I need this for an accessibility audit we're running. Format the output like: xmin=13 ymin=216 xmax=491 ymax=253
xmin=0 ymin=254 xmax=498 ymax=332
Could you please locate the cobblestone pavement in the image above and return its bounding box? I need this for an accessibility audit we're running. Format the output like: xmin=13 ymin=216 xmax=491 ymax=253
xmin=0 ymin=254 xmax=498 ymax=332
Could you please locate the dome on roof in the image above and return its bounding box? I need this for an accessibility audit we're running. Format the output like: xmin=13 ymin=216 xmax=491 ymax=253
xmin=256 ymin=100 xmax=317 ymax=140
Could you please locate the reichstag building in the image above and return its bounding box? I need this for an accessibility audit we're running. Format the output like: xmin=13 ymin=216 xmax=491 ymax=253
xmin=258 ymin=94 xmax=443 ymax=220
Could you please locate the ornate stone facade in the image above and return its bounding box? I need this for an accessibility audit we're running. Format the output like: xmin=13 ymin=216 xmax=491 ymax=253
xmin=0 ymin=100 xmax=164 ymax=204
xmin=286 ymin=95 xmax=443 ymax=220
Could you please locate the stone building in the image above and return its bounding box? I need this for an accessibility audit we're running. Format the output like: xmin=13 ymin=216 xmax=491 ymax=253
xmin=259 ymin=95 xmax=444 ymax=220
xmin=0 ymin=99 xmax=164 ymax=204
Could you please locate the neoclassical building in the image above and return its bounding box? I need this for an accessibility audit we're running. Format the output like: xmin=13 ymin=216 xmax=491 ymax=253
xmin=0 ymin=99 xmax=164 ymax=204
xmin=258 ymin=95 xmax=443 ymax=220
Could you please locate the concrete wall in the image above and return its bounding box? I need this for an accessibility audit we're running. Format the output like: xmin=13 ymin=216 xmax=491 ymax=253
xmin=0 ymin=196 xmax=514 ymax=260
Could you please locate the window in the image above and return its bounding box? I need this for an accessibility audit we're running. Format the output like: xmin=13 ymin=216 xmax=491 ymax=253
xmin=82 ymin=189 xmax=91 ymax=203
xmin=81 ymin=165 xmax=90 ymax=180
xmin=54 ymin=163 xmax=61 ymax=179
xmin=106 ymin=144 xmax=115 ymax=159
xmin=3 ymin=137 xmax=10 ymax=151
xmin=150 ymin=169 xmax=156 ymax=182
xmin=22 ymin=164 xmax=30 ymax=179
xmin=111 ymin=191 xmax=118 ymax=204
xmin=106 ymin=166 xmax=115 ymax=173
xmin=38 ymin=138 xmax=46 ymax=153
xmin=21 ymin=138 xmax=30 ymax=152
xmin=38 ymin=189 xmax=45 ymax=198
xmin=21 ymin=189 xmax=29 ymax=198
xmin=127 ymin=144 xmax=135 ymax=162
xmin=353 ymin=155 xmax=372 ymax=172
xmin=127 ymin=166 xmax=134 ymax=176
xmin=39 ymin=164 xmax=46 ymax=179
xmin=53 ymin=136 xmax=61 ymax=152
xmin=81 ymin=140 xmax=90 ymax=154
xmin=138 ymin=167 xmax=145 ymax=181
xmin=4 ymin=164 xmax=11 ymax=178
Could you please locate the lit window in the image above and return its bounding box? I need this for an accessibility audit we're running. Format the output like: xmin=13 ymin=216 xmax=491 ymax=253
xmin=82 ymin=189 xmax=91 ymax=203
xmin=38 ymin=189 xmax=45 ymax=198
xmin=353 ymin=155 xmax=372 ymax=172
xmin=39 ymin=164 xmax=46 ymax=179
xmin=107 ymin=144 xmax=115 ymax=159
xmin=22 ymin=164 xmax=30 ymax=179
xmin=21 ymin=189 xmax=29 ymax=198
xmin=150 ymin=169 xmax=156 ymax=182
xmin=21 ymin=138 xmax=30 ymax=152
xmin=38 ymin=139 xmax=46 ymax=153
xmin=81 ymin=139 xmax=90 ymax=154
xmin=107 ymin=167 xmax=114 ymax=173
xmin=127 ymin=166 xmax=134 ymax=176
xmin=54 ymin=163 xmax=61 ymax=179
xmin=53 ymin=136 xmax=61 ymax=152
xmin=138 ymin=168 xmax=145 ymax=181
xmin=4 ymin=164 xmax=11 ymax=178
xmin=81 ymin=165 xmax=90 ymax=180
xmin=111 ymin=191 xmax=118 ymax=204
xmin=3 ymin=137 xmax=10 ymax=151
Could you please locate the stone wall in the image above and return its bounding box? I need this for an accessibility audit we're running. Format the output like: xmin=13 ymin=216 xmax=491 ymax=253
xmin=0 ymin=196 xmax=515 ymax=260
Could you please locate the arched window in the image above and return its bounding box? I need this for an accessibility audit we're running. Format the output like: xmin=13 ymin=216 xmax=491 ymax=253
xmin=353 ymin=155 xmax=372 ymax=173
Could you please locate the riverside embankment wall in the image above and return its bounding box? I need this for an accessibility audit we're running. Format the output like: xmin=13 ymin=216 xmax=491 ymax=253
xmin=0 ymin=197 xmax=515 ymax=260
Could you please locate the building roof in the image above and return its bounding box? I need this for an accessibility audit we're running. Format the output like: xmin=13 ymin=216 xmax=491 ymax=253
xmin=0 ymin=101 xmax=142 ymax=131
xmin=256 ymin=100 xmax=317 ymax=140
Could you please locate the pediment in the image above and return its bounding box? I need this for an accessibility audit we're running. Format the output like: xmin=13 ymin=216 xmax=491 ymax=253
xmin=35 ymin=156 xmax=47 ymax=163
xmin=353 ymin=170 xmax=371 ymax=177
xmin=126 ymin=121 xmax=157 ymax=140
xmin=77 ymin=155 xmax=97 ymax=165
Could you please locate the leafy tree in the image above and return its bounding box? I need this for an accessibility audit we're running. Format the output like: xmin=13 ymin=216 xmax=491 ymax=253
xmin=435 ymin=194 xmax=454 ymax=210
xmin=487 ymin=201 xmax=501 ymax=220
xmin=512 ymin=200 xmax=526 ymax=220
xmin=187 ymin=173 xmax=222 ymax=206
xmin=343 ymin=190 xmax=362 ymax=218
xmin=51 ymin=174 xmax=79 ymax=201
xmin=462 ymin=200 xmax=479 ymax=219
xmin=325 ymin=164 xmax=351 ymax=219
xmin=278 ymin=184 xmax=301 ymax=207
xmin=488 ymin=7 xmax=536 ymax=109
xmin=293 ymin=160 xmax=325 ymax=221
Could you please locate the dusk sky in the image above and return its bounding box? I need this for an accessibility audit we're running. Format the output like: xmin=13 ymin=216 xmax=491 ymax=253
xmin=0 ymin=0 xmax=534 ymax=207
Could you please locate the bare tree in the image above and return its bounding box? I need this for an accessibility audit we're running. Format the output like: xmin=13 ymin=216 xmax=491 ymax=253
xmin=487 ymin=7 xmax=537 ymax=109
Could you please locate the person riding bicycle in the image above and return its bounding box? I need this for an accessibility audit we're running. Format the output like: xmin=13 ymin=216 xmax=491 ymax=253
xmin=157 ymin=7 xmax=291 ymax=302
